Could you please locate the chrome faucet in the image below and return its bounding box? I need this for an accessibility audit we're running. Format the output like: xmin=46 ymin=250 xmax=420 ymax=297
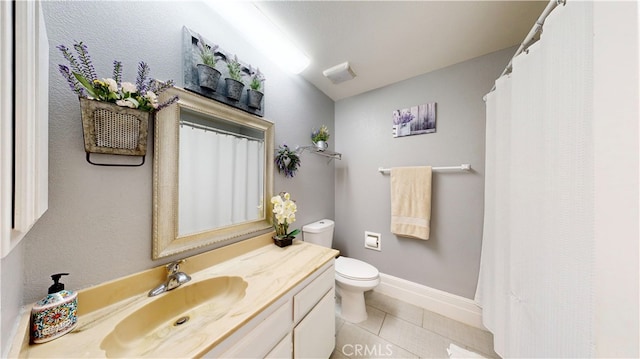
xmin=148 ymin=260 xmax=192 ymax=297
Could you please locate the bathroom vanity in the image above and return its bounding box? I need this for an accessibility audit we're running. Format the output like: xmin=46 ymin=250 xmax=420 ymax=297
xmin=9 ymin=233 xmax=339 ymax=358
xmin=208 ymin=259 xmax=336 ymax=358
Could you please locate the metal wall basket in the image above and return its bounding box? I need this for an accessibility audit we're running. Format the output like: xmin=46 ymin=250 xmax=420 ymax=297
xmin=79 ymin=98 xmax=150 ymax=166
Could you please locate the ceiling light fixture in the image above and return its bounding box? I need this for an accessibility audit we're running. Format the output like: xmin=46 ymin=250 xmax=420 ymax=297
xmin=323 ymin=62 xmax=356 ymax=84
xmin=206 ymin=1 xmax=310 ymax=75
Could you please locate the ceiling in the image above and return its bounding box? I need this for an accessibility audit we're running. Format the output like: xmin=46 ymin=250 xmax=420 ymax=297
xmin=253 ymin=1 xmax=548 ymax=101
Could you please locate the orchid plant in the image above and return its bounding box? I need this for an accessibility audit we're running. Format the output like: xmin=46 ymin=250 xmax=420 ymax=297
xmin=271 ymin=192 xmax=300 ymax=239
xmin=57 ymin=41 xmax=178 ymax=112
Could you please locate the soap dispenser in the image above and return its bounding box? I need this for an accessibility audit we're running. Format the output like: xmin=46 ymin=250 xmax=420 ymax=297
xmin=30 ymin=273 xmax=78 ymax=344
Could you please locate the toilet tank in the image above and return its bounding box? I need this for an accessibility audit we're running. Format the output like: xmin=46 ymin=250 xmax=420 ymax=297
xmin=302 ymin=219 xmax=335 ymax=248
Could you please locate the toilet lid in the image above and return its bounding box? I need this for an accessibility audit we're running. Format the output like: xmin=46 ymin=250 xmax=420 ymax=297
xmin=335 ymin=257 xmax=379 ymax=281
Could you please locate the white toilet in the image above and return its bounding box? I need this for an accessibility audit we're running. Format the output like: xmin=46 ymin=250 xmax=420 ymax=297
xmin=302 ymin=219 xmax=380 ymax=323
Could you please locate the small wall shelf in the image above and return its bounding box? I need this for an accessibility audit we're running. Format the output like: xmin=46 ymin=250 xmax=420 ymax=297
xmin=298 ymin=146 xmax=342 ymax=161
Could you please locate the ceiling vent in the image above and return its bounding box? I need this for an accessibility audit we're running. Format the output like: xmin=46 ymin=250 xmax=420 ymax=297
xmin=323 ymin=62 xmax=356 ymax=84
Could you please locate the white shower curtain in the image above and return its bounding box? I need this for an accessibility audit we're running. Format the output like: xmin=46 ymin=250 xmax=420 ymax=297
xmin=178 ymin=125 xmax=264 ymax=236
xmin=477 ymin=2 xmax=594 ymax=357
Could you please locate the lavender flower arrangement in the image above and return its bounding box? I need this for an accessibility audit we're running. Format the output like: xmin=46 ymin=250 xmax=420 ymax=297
xmin=275 ymin=144 xmax=301 ymax=178
xmin=393 ymin=110 xmax=414 ymax=125
xmin=57 ymin=41 xmax=178 ymax=112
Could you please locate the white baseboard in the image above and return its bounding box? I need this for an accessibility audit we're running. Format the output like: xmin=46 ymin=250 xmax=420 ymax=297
xmin=374 ymin=272 xmax=485 ymax=330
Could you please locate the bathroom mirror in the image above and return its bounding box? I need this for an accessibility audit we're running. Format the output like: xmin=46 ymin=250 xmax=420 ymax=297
xmin=153 ymin=87 xmax=274 ymax=259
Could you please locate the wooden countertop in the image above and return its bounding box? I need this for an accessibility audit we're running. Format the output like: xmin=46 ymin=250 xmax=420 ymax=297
xmin=10 ymin=232 xmax=339 ymax=358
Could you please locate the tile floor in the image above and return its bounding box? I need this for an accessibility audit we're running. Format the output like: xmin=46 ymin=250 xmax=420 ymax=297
xmin=331 ymin=291 xmax=499 ymax=359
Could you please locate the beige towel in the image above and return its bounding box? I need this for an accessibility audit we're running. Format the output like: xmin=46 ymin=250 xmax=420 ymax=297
xmin=390 ymin=166 xmax=432 ymax=240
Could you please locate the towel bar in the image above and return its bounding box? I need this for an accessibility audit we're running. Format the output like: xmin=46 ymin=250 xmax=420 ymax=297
xmin=378 ymin=164 xmax=471 ymax=174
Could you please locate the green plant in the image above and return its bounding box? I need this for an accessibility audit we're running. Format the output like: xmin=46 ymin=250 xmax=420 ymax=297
xmin=249 ymin=67 xmax=265 ymax=91
xmin=311 ymin=125 xmax=330 ymax=142
xmin=274 ymin=144 xmax=301 ymax=178
xmin=226 ymin=55 xmax=243 ymax=81
xmin=270 ymin=192 xmax=300 ymax=239
xmin=197 ymin=35 xmax=219 ymax=67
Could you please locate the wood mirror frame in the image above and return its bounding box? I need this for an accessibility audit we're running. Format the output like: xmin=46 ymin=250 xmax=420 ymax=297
xmin=153 ymin=87 xmax=274 ymax=259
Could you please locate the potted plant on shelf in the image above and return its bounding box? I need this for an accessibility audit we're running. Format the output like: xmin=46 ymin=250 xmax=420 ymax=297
xmin=270 ymin=192 xmax=300 ymax=247
xmin=311 ymin=125 xmax=330 ymax=151
xmin=57 ymin=41 xmax=178 ymax=164
xmin=196 ymin=35 xmax=221 ymax=91
xmin=275 ymin=144 xmax=301 ymax=178
xmin=246 ymin=66 xmax=265 ymax=109
xmin=224 ymin=54 xmax=244 ymax=101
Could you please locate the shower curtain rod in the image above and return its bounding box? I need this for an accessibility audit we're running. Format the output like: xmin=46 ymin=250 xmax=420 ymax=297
xmin=378 ymin=164 xmax=471 ymax=174
xmin=180 ymin=120 xmax=264 ymax=142
xmin=489 ymin=0 xmax=565 ymax=93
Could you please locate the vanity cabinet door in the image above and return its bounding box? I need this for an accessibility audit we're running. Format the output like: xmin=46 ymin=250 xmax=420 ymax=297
xmin=266 ymin=332 xmax=292 ymax=359
xmin=293 ymin=289 xmax=336 ymax=359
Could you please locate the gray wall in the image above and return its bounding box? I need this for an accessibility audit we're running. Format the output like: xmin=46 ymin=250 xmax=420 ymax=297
xmin=3 ymin=0 xmax=334 ymax=321
xmin=1 ymin=245 xmax=23 ymax=357
xmin=334 ymin=47 xmax=513 ymax=299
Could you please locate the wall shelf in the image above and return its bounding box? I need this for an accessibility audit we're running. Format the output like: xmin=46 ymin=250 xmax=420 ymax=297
xmin=298 ymin=146 xmax=342 ymax=161
xmin=182 ymin=27 xmax=265 ymax=117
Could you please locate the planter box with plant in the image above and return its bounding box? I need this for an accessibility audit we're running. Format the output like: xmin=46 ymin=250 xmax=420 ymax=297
xmin=196 ymin=35 xmax=221 ymax=92
xmin=247 ymin=67 xmax=265 ymax=109
xmin=224 ymin=54 xmax=244 ymax=101
xmin=311 ymin=125 xmax=330 ymax=151
xmin=182 ymin=27 xmax=265 ymax=116
xmin=57 ymin=41 xmax=178 ymax=166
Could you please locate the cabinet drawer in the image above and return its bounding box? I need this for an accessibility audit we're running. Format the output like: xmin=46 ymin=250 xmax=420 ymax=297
xmin=220 ymin=299 xmax=292 ymax=358
xmin=294 ymin=264 xmax=335 ymax=323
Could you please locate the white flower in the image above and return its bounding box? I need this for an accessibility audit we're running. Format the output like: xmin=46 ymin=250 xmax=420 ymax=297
xmin=271 ymin=195 xmax=283 ymax=205
xmin=145 ymin=91 xmax=159 ymax=109
xmin=103 ymin=78 xmax=118 ymax=93
xmin=121 ymin=82 xmax=137 ymax=94
xmin=271 ymin=192 xmax=298 ymax=236
xmin=116 ymin=98 xmax=138 ymax=109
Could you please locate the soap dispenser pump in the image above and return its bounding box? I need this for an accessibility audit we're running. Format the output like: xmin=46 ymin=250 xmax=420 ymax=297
xmin=30 ymin=273 xmax=78 ymax=343
xmin=48 ymin=273 xmax=68 ymax=294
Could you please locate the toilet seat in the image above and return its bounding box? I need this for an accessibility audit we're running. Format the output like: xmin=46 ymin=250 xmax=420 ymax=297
xmin=335 ymin=257 xmax=379 ymax=281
